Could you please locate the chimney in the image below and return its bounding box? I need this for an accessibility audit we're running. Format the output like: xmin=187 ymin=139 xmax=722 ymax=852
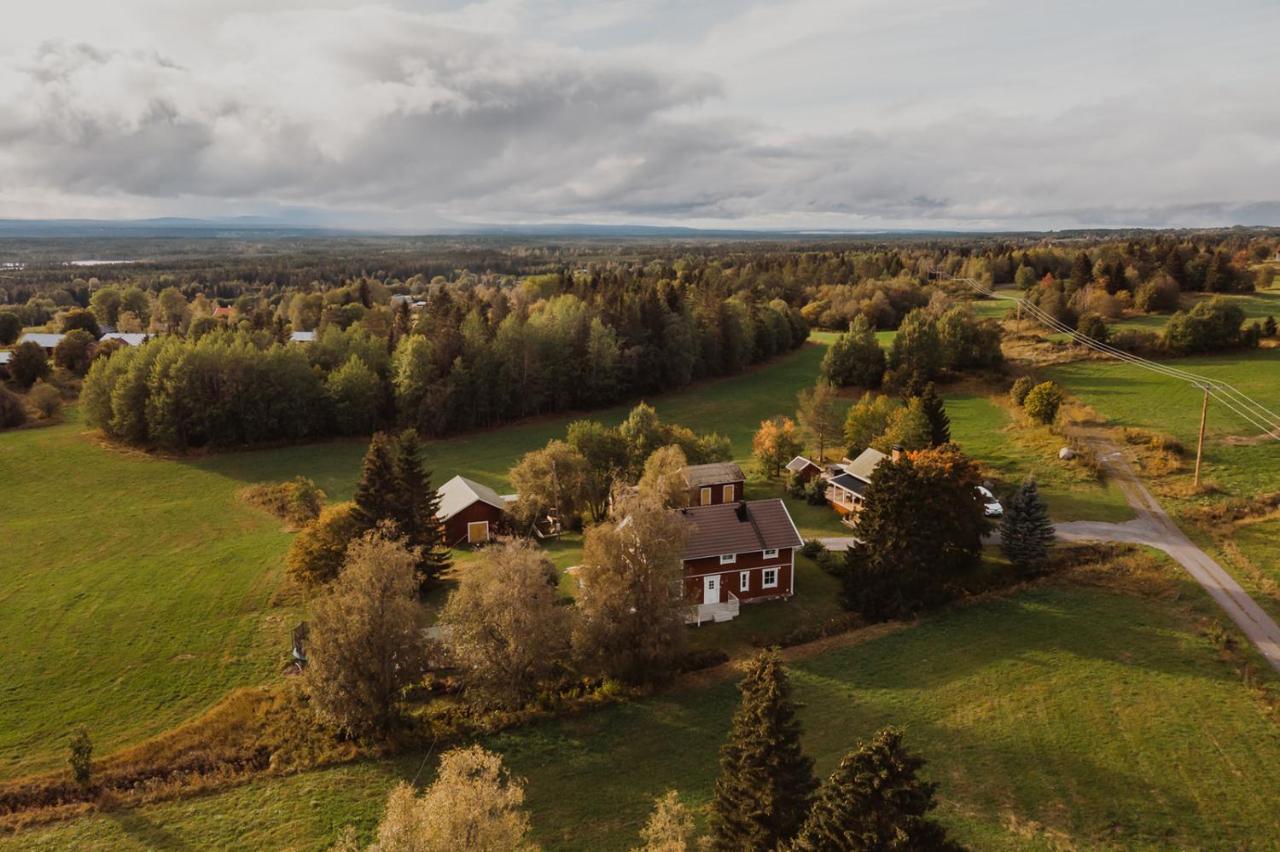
xmin=735 ymin=500 xmax=749 ymax=522
xmin=891 ymin=444 xmax=904 ymax=463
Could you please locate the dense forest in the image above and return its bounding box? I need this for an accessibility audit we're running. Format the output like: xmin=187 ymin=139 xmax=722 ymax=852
xmin=2 ymin=229 xmax=1277 ymax=448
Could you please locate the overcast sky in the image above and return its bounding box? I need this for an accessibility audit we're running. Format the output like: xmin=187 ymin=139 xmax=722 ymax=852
xmin=1 ymin=0 xmax=1277 ymax=230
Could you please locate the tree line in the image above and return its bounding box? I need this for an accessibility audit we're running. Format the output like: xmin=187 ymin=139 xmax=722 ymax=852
xmin=80 ymin=284 xmax=807 ymax=450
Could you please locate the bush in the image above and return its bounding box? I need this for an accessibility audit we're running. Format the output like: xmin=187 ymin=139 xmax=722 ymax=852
xmin=53 ymin=329 xmax=96 ymax=375
xmin=800 ymin=539 xmax=825 ymax=559
xmin=1009 ymin=376 xmax=1035 ymax=407
xmin=9 ymin=341 xmax=49 ymax=389
xmin=803 ymin=476 xmax=827 ymax=506
xmin=1023 ymin=381 xmax=1063 ymax=425
xmin=244 ymin=477 xmax=326 ymax=527
xmin=68 ymin=728 xmax=93 ymax=786
xmin=1109 ymin=329 xmax=1162 ymax=356
xmin=1134 ymin=273 xmax=1181 ymax=312
xmin=0 ymin=386 xmax=27 ymax=429
xmin=27 ymin=380 xmax=63 ymax=419
xmin=0 ymin=312 xmax=20 ymax=345
xmin=1163 ymin=297 xmax=1247 ymax=355
xmin=1264 ymin=315 xmax=1277 ymax=338
xmin=1074 ymin=313 xmax=1108 ymax=344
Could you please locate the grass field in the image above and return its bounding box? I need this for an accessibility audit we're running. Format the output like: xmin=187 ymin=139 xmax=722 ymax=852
xmin=1044 ymin=348 xmax=1280 ymax=500
xmin=9 ymin=569 xmax=1279 ymax=851
xmin=944 ymin=390 xmax=1132 ymax=522
xmin=0 ymin=339 xmax=845 ymax=778
xmin=0 ymin=320 xmax=1208 ymax=783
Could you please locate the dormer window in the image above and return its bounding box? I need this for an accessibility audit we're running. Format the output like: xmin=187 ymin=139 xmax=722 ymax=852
xmin=719 ymin=553 xmax=737 ymax=565
xmin=762 ymin=548 xmax=779 ymax=559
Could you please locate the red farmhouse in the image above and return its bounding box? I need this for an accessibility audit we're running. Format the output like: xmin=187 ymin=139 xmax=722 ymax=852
xmin=679 ymin=498 xmax=803 ymax=624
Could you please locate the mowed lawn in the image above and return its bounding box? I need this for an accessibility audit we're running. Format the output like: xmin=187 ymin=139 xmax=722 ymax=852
xmin=10 ymin=576 xmax=1280 ymax=851
xmin=1044 ymin=347 xmax=1280 ymax=499
xmin=0 ymin=417 xmax=299 ymax=778
xmin=0 ymin=340 xmax=837 ymax=778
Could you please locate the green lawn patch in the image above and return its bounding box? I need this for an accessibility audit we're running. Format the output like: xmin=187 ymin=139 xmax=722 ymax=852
xmin=1044 ymin=348 xmax=1280 ymax=501
xmin=9 ymin=575 xmax=1278 ymax=850
xmin=944 ymin=390 xmax=1132 ymax=522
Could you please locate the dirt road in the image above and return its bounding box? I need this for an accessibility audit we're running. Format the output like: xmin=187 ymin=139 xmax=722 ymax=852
xmin=1056 ymin=434 xmax=1280 ymax=672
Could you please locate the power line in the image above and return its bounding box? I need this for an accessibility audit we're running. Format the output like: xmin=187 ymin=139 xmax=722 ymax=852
xmin=946 ymin=276 xmax=1280 ymax=442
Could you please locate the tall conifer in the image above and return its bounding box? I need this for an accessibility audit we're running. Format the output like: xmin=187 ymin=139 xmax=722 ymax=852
xmin=394 ymin=429 xmax=451 ymax=587
xmin=710 ymin=650 xmax=816 ymax=851
xmin=919 ymin=383 xmax=951 ymax=447
xmin=352 ymin=432 xmax=401 ymax=531
xmin=791 ymin=728 xmax=962 ymax=852
xmin=1000 ymin=477 xmax=1055 ymax=576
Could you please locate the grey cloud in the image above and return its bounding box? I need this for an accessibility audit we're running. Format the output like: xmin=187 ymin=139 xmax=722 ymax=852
xmin=0 ymin=2 xmax=1277 ymax=229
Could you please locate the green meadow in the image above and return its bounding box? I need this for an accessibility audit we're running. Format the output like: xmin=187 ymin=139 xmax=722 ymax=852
xmin=0 ymin=325 xmax=1191 ymax=779
xmin=1044 ymin=348 xmax=1280 ymax=499
xmin=8 ymin=573 xmax=1279 ymax=851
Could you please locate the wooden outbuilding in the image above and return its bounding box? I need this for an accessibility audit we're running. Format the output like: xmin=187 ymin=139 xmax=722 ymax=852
xmin=681 ymin=461 xmax=746 ymax=506
xmin=437 ymin=475 xmax=511 ymax=546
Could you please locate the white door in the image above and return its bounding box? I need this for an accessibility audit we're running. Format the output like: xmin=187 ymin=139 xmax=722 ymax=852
xmin=703 ymin=575 xmax=720 ymax=605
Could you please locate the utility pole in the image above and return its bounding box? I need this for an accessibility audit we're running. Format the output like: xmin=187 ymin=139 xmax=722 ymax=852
xmin=1194 ymin=385 xmax=1210 ymax=489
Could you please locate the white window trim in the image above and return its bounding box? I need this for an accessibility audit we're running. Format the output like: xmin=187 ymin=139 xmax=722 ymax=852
xmin=719 ymin=553 xmax=737 ymax=565
xmin=762 ymin=548 xmax=779 ymax=559
xmin=700 ymin=487 xmax=712 ymax=506
xmin=739 ymin=571 xmax=750 ymax=592
xmin=762 ymin=568 xmax=779 ymax=589
xmin=724 ymin=483 xmax=735 ymax=502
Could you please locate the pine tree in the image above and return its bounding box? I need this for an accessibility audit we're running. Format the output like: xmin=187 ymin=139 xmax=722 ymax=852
xmin=394 ymin=429 xmax=451 ymax=587
xmin=1000 ymin=477 xmax=1055 ymax=576
xmin=790 ymin=728 xmax=963 ymax=852
xmin=709 ymin=650 xmax=816 ymax=851
xmin=919 ymin=383 xmax=950 ymax=447
xmin=352 ymin=432 xmax=401 ymax=531
xmin=1264 ymin=315 xmax=1276 ymax=338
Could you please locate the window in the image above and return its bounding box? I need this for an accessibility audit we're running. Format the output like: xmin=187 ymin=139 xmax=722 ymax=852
xmin=719 ymin=553 xmax=737 ymax=565
xmin=762 ymin=548 xmax=779 ymax=559
xmin=762 ymin=568 xmax=779 ymax=589
xmin=700 ymin=487 xmax=712 ymax=506
xmin=739 ymin=571 xmax=750 ymax=592
xmin=724 ymin=483 xmax=735 ymax=502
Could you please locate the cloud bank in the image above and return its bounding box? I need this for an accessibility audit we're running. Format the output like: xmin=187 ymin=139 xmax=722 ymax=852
xmin=0 ymin=0 xmax=1277 ymax=229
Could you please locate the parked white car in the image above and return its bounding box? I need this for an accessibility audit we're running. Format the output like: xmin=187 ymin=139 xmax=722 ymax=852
xmin=976 ymin=485 xmax=1003 ymax=517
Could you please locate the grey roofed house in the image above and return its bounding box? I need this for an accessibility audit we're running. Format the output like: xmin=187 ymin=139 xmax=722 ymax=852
xmin=101 ymin=332 xmax=147 ymax=346
xmin=681 ymin=461 xmax=746 ymax=488
xmin=827 ymin=472 xmax=868 ymax=498
xmin=679 ymin=498 xmax=803 ymax=560
xmin=842 ymin=447 xmax=888 ymax=484
xmin=0 ymin=351 xmax=11 ymax=366
xmin=289 ymin=330 xmax=317 ymax=343
xmin=18 ymin=332 xmax=65 ymax=352
xmin=436 ymin=474 xmax=509 ymax=521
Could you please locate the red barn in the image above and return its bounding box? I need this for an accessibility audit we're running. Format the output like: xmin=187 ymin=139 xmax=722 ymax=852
xmin=681 ymin=461 xmax=746 ymax=506
xmin=437 ymin=475 xmax=512 ymax=546
xmin=785 ymin=455 xmax=823 ymax=482
xmin=678 ymin=498 xmax=803 ymax=624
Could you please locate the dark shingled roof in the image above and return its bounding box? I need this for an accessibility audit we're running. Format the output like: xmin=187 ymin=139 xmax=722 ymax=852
xmin=679 ymin=498 xmax=803 ymax=560
xmin=828 ymin=473 xmax=867 ymax=497
xmin=681 ymin=461 xmax=746 ymax=488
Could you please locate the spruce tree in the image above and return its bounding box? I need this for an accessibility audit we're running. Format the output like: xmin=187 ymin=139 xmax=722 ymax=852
xmin=710 ymin=650 xmax=817 ymax=851
xmin=919 ymin=383 xmax=950 ymax=447
xmin=393 ymin=429 xmax=451 ymax=587
xmin=352 ymin=432 xmax=401 ymax=532
xmin=790 ymin=728 xmax=963 ymax=852
xmin=1000 ymin=477 xmax=1055 ymax=576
